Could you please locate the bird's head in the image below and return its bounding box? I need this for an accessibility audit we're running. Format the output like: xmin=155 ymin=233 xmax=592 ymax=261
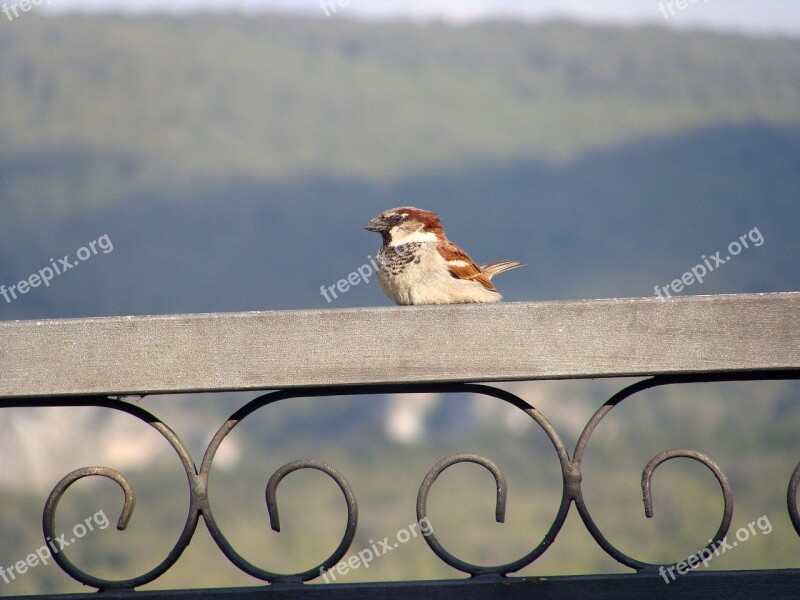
xmin=364 ymin=207 xmax=443 ymax=245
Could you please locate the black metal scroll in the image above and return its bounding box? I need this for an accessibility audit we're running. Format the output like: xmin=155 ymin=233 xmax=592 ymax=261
xmin=1 ymin=371 xmax=795 ymax=589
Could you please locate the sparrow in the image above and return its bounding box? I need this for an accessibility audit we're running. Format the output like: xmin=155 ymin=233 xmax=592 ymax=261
xmin=364 ymin=207 xmax=524 ymax=305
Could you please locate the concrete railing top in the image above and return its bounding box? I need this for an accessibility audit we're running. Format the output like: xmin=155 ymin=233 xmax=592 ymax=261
xmin=1 ymin=292 xmax=798 ymax=398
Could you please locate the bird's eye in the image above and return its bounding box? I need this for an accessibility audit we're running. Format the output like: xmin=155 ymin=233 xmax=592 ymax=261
xmin=388 ymin=214 xmax=404 ymax=224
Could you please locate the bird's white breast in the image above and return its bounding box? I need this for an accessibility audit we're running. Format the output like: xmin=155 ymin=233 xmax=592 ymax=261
xmin=376 ymin=241 xmax=501 ymax=305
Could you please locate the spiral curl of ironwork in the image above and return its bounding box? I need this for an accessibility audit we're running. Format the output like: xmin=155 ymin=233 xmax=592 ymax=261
xmin=0 ymin=370 xmax=794 ymax=588
xmin=570 ymin=376 xmax=739 ymax=572
xmin=413 ymin=384 xmax=573 ymax=577
xmin=35 ymin=398 xmax=201 ymax=590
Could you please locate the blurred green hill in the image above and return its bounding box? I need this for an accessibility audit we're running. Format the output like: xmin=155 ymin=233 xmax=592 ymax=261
xmin=1 ymin=15 xmax=799 ymax=319
xmin=1 ymin=123 xmax=798 ymax=318
xmin=2 ymin=16 xmax=799 ymax=186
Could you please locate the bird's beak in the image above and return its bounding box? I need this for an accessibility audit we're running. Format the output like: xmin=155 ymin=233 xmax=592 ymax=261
xmin=364 ymin=217 xmax=388 ymax=232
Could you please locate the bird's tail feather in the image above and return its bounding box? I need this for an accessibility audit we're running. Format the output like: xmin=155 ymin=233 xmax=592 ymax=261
xmin=480 ymin=260 xmax=525 ymax=279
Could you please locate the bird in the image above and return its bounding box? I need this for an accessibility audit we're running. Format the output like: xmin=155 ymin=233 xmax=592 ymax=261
xmin=364 ymin=207 xmax=524 ymax=305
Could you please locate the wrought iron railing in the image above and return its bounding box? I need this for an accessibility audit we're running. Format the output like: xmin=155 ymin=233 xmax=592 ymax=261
xmin=1 ymin=292 xmax=798 ymax=598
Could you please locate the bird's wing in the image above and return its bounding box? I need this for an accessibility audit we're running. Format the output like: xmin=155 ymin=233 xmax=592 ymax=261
xmin=437 ymin=241 xmax=497 ymax=292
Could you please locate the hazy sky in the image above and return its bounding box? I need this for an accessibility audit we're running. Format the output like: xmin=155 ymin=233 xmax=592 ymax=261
xmin=46 ymin=0 xmax=800 ymax=36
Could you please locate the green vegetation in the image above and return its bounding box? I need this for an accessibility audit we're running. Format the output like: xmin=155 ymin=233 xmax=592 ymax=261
xmin=2 ymin=380 xmax=800 ymax=594
xmin=2 ymin=16 xmax=800 ymax=190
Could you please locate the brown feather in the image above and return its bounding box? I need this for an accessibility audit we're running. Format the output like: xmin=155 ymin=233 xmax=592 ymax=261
xmin=437 ymin=241 xmax=497 ymax=292
xmin=480 ymin=260 xmax=525 ymax=278
xmin=394 ymin=207 xmax=444 ymax=234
